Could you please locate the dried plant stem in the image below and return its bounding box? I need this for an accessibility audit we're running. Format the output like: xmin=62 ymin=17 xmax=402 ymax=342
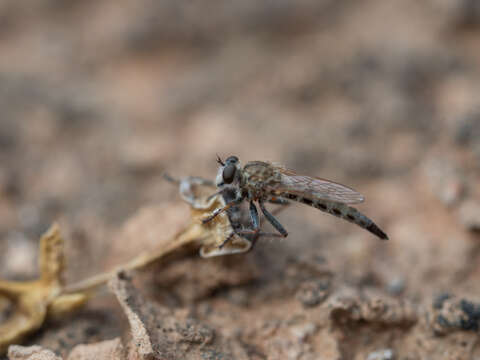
xmin=0 ymin=282 xmax=26 ymax=299
xmin=62 ymin=222 xmax=205 ymax=295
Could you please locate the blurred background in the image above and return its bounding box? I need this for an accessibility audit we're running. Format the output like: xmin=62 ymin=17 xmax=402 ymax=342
xmin=0 ymin=0 xmax=480 ymax=357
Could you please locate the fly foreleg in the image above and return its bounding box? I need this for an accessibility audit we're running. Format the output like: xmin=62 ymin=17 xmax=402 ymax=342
xmin=218 ymin=232 xmax=235 ymax=249
xmin=201 ymin=195 xmax=243 ymax=224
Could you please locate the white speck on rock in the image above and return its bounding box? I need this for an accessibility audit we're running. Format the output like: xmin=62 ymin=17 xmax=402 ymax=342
xmin=367 ymin=348 xmax=395 ymax=360
xmin=290 ymin=322 xmax=317 ymax=342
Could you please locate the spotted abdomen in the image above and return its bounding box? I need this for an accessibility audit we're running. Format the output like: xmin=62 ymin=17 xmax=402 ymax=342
xmin=278 ymin=193 xmax=388 ymax=240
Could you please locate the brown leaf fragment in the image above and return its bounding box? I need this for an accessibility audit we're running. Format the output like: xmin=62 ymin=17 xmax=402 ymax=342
xmin=0 ymin=224 xmax=64 ymax=354
xmin=39 ymin=224 xmax=65 ymax=287
xmin=109 ymin=273 xmax=154 ymax=360
xmin=0 ymin=306 xmax=47 ymax=357
xmin=8 ymin=345 xmax=62 ymax=360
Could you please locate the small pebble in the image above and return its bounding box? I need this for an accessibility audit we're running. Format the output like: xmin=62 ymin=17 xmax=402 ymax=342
xmin=296 ymin=279 xmax=331 ymax=307
xmin=367 ymin=348 xmax=395 ymax=360
xmin=387 ymin=277 xmax=406 ymax=295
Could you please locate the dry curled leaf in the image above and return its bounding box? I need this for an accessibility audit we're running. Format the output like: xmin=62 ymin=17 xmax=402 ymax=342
xmin=174 ymin=176 xmax=254 ymax=257
xmin=0 ymin=224 xmax=89 ymax=355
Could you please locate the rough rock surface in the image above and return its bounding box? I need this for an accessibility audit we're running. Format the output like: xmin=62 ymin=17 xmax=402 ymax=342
xmin=1 ymin=1 xmax=480 ymax=359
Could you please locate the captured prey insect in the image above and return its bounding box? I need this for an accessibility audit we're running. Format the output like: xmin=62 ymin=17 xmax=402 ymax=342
xmin=163 ymin=174 xmax=289 ymax=257
xmin=203 ymin=155 xmax=389 ymax=241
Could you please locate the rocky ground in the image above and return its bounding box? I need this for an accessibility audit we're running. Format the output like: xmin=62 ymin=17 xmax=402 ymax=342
xmin=1 ymin=1 xmax=480 ymax=359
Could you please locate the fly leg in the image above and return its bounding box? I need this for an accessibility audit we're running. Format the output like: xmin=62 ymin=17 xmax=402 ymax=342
xmin=259 ymin=200 xmax=288 ymax=237
xmin=201 ymin=195 xmax=244 ymax=224
xmin=249 ymin=200 xmax=260 ymax=230
xmin=235 ymin=201 xmax=286 ymax=238
xmin=218 ymin=232 xmax=236 ymax=249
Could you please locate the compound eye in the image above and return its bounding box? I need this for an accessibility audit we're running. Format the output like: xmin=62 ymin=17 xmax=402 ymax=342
xmin=225 ymin=156 xmax=239 ymax=164
xmin=222 ymin=164 xmax=236 ymax=184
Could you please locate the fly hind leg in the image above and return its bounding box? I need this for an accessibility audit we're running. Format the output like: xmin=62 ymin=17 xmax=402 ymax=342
xmin=234 ymin=201 xmax=286 ymax=238
xmin=259 ymin=200 xmax=288 ymax=237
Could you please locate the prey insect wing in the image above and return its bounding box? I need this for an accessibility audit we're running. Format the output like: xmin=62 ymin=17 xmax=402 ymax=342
xmin=268 ymin=166 xmax=365 ymax=205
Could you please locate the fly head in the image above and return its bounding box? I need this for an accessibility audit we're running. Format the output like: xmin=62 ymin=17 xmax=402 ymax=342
xmin=215 ymin=155 xmax=242 ymax=188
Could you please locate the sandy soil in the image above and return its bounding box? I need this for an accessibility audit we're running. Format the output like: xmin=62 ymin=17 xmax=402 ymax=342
xmin=1 ymin=1 xmax=480 ymax=359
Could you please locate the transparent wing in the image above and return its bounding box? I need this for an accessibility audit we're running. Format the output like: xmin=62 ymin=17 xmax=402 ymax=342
xmin=269 ymin=167 xmax=365 ymax=204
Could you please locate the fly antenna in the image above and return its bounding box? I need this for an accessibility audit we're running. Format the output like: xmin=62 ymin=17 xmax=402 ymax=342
xmin=216 ymin=154 xmax=225 ymax=166
xmin=162 ymin=172 xmax=180 ymax=184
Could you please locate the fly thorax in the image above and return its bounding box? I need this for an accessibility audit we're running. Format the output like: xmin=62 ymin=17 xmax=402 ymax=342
xmin=243 ymin=184 xmax=258 ymax=200
xmin=237 ymin=170 xmax=247 ymax=188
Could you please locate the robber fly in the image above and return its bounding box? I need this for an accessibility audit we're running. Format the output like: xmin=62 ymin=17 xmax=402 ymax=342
xmin=203 ymin=155 xmax=388 ymax=241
